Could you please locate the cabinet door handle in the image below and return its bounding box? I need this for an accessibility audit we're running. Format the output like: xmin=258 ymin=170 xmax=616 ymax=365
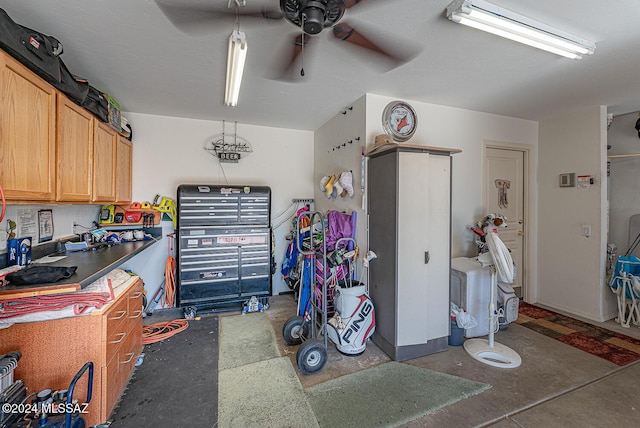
xmin=425 ymin=251 xmax=430 ymax=264
xmin=120 ymin=352 xmax=135 ymax=364
xmin=108 ymin=332 xmax=126 ymax=344
xmin=129 ymin=310 xmax=142 ymax=319
xmin=109 ymin=310 xmax=126 ymax=321
xmin=130 ymin=292 xmax=142 ymax=299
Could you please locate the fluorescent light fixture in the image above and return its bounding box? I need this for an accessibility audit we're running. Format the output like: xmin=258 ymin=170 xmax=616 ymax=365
xmin=225 ymin=29 xmax=247 ymax=107
xmin=446 ymin=0 xmax=595 ymax=59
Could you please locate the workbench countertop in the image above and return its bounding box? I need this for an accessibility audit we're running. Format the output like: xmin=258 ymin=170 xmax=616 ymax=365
xmin=0 ymin=236 xmax=161 ymax=295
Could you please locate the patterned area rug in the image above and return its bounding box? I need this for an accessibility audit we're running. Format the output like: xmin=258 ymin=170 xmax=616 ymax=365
xmin=517 ymin=302 xmax=640 ymax=366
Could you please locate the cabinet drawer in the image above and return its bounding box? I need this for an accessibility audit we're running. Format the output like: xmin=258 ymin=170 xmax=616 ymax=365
xmin=101 ymin=353 xmax=121 ymax=420
xmin=122 ymin=321 xmax=142 ymax=380
xmin=104 ymin=325 xmax=128 ymax=365
xmin=103 ymin=293 xmax=128 ymax=339
xmin=102 ymin=329 xmax=139 ymax=419
xmin=239 ymin=276 xmax=271 ymax=296
xmin=179 ymin=279 xmax=240 ymax=304
xmin=127 ymin=282 xmax=144 ymax=318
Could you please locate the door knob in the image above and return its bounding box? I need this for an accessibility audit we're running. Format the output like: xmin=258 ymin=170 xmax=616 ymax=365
xmin=517 ymin=230 xmax=524 ymax=236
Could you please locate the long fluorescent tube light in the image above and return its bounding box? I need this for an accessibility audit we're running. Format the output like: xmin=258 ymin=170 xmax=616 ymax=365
xmin=225 ymin=29 xmax=247 ymax=107
xmin=446 ymin=0 xmax=595 ymax=59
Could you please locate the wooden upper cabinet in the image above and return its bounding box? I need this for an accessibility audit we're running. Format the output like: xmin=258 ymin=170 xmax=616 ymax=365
xmin=92 ymin=121 xmax=117 ymax=203
xmin=0 ymin=51 xmax=56 ymax=201
xmin=56 ymin=94 xmax=94 ymax=202
xmin=115 ymin=136 xmax=133 ymax=204
xmin=1 ymin=49 xmax=133 ymax=204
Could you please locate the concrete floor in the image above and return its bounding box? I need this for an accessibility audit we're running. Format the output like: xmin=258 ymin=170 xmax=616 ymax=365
xmin=265 ymin=294 xmax=640 ymax=428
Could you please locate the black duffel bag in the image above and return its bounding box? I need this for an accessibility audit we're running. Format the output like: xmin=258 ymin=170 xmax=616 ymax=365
xmin=0 ymin=8 xmax=89 ymax=104
xmin=81 ymin=85 xmax=109 ymax=124
xmin=6 ymin=265 xmax=78 ymax=286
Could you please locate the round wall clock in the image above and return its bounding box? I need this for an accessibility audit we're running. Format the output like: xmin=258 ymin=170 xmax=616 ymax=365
xmin=382 ymin=101 xmax=418 ymax=142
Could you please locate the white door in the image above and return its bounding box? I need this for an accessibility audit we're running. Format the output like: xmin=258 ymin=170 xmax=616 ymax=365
xmin=484 ymin=147 xmax=525 ymax=297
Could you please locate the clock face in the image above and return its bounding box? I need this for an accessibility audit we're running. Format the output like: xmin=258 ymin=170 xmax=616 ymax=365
xmin=382 ymin=101 xmax=417 ymax=142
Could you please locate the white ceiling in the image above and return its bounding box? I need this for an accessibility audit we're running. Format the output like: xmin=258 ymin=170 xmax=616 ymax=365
xmin=3 ymin=0 xmax=640 ymax=131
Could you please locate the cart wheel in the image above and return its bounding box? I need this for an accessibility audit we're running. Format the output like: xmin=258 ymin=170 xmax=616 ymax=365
xmin=296 ymin=339 xmax=327 ymax=375
xmin=282 ymin=316 xmax=309 ymax=345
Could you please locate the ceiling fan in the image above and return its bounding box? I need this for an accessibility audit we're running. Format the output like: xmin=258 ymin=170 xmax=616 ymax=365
xmin=156 ymin=0 xmax=417 ymax=79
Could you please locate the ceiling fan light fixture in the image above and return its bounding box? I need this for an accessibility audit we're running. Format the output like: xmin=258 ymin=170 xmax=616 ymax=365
xmin=225 ymin=29 xmax=247 ymax=107
xmin=446 ymin=0 xmax=595 ymax=59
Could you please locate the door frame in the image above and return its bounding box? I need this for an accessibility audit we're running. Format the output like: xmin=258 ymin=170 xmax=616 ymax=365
xmin=482 ymin=140 xmax=536 ymax=303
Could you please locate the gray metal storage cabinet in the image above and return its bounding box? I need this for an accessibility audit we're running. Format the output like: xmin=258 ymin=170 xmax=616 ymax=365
xmin=176 ymin=184 xmax=272 ymax=312
xmin=367 ymin=144 xmax=460 ymax=361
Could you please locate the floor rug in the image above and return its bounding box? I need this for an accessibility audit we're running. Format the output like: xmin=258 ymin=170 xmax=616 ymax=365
xmin=110 ymin=315 xmax=219 ymax=427
xmin=218 ymin=312 xmax=280 ymax=370
xmin=306 ymin=361 xmax=491 ymax=428
xmin=219 ymin=356 xmax=318 ymax=428
xmin=517 ymin=302 xmax=640 ymax=366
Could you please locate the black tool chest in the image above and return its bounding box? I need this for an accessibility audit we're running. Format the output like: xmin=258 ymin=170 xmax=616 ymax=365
xmin=176 ymin=185 xmax=272 ymax=313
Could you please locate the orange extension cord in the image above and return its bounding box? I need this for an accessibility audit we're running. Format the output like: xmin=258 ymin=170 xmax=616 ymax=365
xmin=161 ymin=233 xmax=176 ymax=308
xmin=162 ymin=255 xmax=176 ymax=308
xmin=142 ymin=319 xmax=189 ymax=345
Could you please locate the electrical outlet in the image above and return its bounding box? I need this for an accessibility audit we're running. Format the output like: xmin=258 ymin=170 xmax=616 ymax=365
xmin=292 ymin=198 xmax=314 ymax=203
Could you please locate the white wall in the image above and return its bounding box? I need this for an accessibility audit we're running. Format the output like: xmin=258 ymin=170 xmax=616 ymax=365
xmin=313 ymin=93 xmax=539 ymax=292
xmin=607 ymin=112 xmax=640 ymax=255
xmin=364 ymin=94 xmax=538 ymax=260
xmin=314 ymin=96 xmax=367 ymax=252
xmin=538 ymin=105 xmax=615 ymax=321
xmin=120 ymin=112 xmax=315 ymax=300
xmin=1 ymin=204 xmax=99 ymax=254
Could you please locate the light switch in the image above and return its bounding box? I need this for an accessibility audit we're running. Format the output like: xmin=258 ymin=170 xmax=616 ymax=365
xmin=582 ymin=225 xmax=591 ymax=237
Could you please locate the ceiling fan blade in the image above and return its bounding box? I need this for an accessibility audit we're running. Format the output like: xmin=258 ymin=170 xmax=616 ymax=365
xmin=155 ymin=1 xmax=283 ymax=34
xmin=341 ymin=0 xmax=385 ymax=10
xmin=333 ymin=21 xmax=417 ymax=67
xmin=269 ymin=33 xmax=316 ymax=81
xmin=342 ymin=0 xmax=366 ymax=9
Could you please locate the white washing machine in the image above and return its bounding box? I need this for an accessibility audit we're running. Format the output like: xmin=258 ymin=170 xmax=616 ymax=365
xmin=450 ymin=257 xmax=492 ymax=338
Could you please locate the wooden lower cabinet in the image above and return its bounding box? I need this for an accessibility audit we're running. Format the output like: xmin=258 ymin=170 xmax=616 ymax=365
xmin=0 ymin=278 xmax=143 ymax=426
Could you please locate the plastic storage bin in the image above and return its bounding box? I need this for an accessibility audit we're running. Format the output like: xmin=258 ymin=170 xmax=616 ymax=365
xmin=450 ymin=257 xmax=492 ymax=338
xmin=448 ymin=317 xmax=464 ymax=346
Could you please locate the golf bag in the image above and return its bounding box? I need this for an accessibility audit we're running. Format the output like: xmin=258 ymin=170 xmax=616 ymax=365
xmin=326 ymin=285 xmax=375 ymax=355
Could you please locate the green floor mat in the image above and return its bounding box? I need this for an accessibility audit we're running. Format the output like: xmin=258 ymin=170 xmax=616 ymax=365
xmin=219 ymin=356 xmax=319 ymax=428
xmin=306 ymin=361 xmax=491 ymax=428
xmin=218 ymin=312 xmax=280 ymax=370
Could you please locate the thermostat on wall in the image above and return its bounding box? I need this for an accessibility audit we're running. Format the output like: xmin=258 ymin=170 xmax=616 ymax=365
xmin=577 ymin=175 xmax=592 ymax=189
xmin=559 ymin=173 xmax=575 ymax=188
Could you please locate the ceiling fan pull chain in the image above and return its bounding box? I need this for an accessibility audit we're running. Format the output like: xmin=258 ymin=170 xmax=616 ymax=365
xmin=300 ymin=14 xmax=305 ymax=76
